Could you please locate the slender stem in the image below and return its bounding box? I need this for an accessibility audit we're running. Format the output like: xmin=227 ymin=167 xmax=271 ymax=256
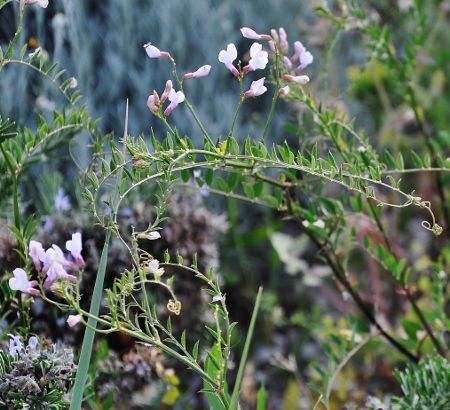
xmin=261 ymin=47 xmax=281 ymax=143
xmin=408 ymin=85 xmax=450 ymax=239
xmin=228 ymin=76 xmax=245 ymax=137
xmin=4 ymin=5 xmax=24 ymax=62
xmin=284 ymin=193 xmax=419 ymax=363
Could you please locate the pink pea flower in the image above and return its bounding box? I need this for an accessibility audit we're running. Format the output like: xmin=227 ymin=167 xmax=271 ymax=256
xmin=67 ymin=314 xmax=82 ymax=328
xmin=21 ymin=0 xmax=48 ymax=8
xmin=291 ymin=41 xmax=313 ymax=73
xmin=278 ymin=28 xmax=289 ymax=55
xmin=44 ymin=262 xmax=77 ymax=288
xmin=244 ymin=77 xmax=267 ymax=98
xmin=29 ymin=240 xmax=44 ymax=270
xmin=218 ymin=43 xmax=239 ymax=77
xmin=147 ymin=92 xmax=159 ymax=113
xmin=144 ymin=43 xmax=171 ymax=59
xmin=243 ymin=43 xmax=268 ymax=72
xmin=40 ymin=246 xmax=76 ymax=276
xmin=9 ymin=268 xmax=40 ymax=296
xmin=240 ymin=27 xmax=272 ymax=41
xmin=282 ymin=74 xmax=310 ymax=84
xmin=66 ymin=232 xmax=85 ymax=267
xmin=278 ymin=85 xmax=290 ymax=96
xmin=182 ymin=65 xmax=212 ymax=81
xmin=164 ymin=88 xmax=185 ymax=117
xmin=160 ymin=80 xmax=173 ymax=103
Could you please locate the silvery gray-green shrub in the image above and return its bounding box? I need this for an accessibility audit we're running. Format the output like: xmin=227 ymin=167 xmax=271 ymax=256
xmin=0 ymin=335 xmax=77 ymax=410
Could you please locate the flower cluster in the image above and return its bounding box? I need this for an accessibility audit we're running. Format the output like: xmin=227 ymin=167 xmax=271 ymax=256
xmin=8 ymin=232 xmax=85 ymax=296
xmin=147 ymin=80 xmax=186 ymax=118
xmin=144 ymin=26 xmax=313 ymax=112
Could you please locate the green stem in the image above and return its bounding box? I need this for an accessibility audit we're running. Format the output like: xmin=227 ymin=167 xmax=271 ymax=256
xmin=228 ymin=76 xmax=245 ymax=137
xmin=261 ymin=47 xmax=282 ymax=142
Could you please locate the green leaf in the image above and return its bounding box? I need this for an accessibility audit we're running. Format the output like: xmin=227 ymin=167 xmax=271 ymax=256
xmin=253 ymin=180 xmax=264 ymax=198
xmin=192 ymin=341 xmax=199 ymax=361
xmin=411 ymin=150 xmax=423 ymax=167
xmin=328 ymin=151 xmax=338 ymax=169
xmin=385 ymin=150 xmax=396 ymax=169
xmin=257 ymin=384 xmax=266 ymax=410
xmin=396 ymin=152 xmax=404 ymax=170
xmin=20 ymin=44 xmax=28 ymax=60
xmin=204 ymin=342 xmax=227 ymax=410
xmin=217 ymin=177 xmax=229 ymax=193
xmin=181 ymin=168 xmax=190 ymax=183
xmin=424 ymin=153 xmax=431 ymax=168
xmin=205 ymin=168 xmax=214 ymax=186
xmin=181 ymin=330 xmax=186 ymax=349
xmin=263 ymin=195 xmax=280 ymax=208
xmin=243 ymin=184 xmax=255 ymax=200
xmin=228 ymin=172 xmax=239 ymax=192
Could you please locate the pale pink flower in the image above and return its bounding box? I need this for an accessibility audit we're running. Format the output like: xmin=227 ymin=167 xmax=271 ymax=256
xmin=283 ymin=56 xmax=293 ymax=69
xmin=29 ymin=240 xmax=44 ymax=270
xmin=282 ymin=74 xmax=310 ymax=84
xmin=66 ymin=232 xmax=84 ymax=267
xmin=164 ymin=89 xmax=185 ymax=117
xmin=144 ymin=43 xmax=171 ymax=59
xmin=244 ymin=77 xmax=267 ymax=98
xmin=278 ymin=28 xmax=289 ymax=55
xmin=182 ymin=65 xmax=212 ymax=81
xmin=160 ymin=80 xmax=173 ymax=103
xmin=147 ymin=93 xmax=159 ymax=113
xmin=9 ymin=268 xmax=40 ymax=296
xmin=278 ymin=85 xmax=290 ymax=96
xmin=44 ymin=262 xmax=77 ymax=288
xmin=243 ymin=43 xmax=268 ymax=72
xmin=67 ymin=314 xmax=82 ymax=327
xmin=240 ymin=27 xmax=272 ymax=41
xmin=21 ymin=0 xmax=48 ymax=8
xmin=218 ymin=43 xmax=239 ymax=77
xmin=291 ymin=41 xmax=313 ymax=73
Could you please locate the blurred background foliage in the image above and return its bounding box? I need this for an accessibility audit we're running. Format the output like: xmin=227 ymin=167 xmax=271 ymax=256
xmin=2 ymin=0 xmax=450 ymax=408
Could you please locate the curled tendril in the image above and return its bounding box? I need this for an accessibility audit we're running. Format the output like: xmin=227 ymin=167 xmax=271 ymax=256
xmin=167 ymin=299 xmax=182 ymax=315
xmin=408 ymin=195 xmax=443 ymax=236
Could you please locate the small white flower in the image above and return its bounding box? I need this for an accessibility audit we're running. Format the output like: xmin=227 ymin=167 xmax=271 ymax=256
xmin=147 ymin=231 xmax=161 ymax=240
xmin=145 ymin=259 xmax=165 ymax=277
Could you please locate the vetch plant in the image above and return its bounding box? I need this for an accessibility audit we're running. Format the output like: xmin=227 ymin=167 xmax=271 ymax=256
xmin=3 ymin=0 xmax=450 ymax=408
